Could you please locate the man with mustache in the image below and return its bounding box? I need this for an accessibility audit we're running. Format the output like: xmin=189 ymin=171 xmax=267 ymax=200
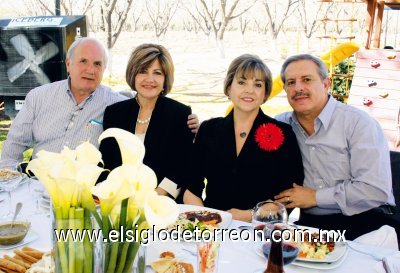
xmin=1 ymin=37 xmax=198 ymax=162
xmin=275 ymin=54 xmax=399 ymax=242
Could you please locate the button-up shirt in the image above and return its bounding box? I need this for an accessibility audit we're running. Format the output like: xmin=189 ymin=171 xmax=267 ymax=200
xmin=1 ymin=79 xmax=127 ymax=161
xmin=276 ymin=95 xmax=395 ymax=216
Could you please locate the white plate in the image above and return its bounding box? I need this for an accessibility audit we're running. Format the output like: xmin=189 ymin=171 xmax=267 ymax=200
xmin=295 ymin=226 xmax=347 ymax=263
xmin=254 ymin=227 xmax=347 ymax=264
xmin=0 ymin=229 xmax=39 ymax=250
xmin=290 ymin=247 xmax=349 ymax=270
xmin=178 ymin=204 xmax=232 ymax=230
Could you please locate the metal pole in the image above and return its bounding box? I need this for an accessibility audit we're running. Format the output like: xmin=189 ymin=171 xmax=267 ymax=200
xmin=55 ymin=0 xmax=61 ymax=15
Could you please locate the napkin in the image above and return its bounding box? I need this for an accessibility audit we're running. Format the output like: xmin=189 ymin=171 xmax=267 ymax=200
xmin=350 ymin=225 xmax=400 ymax=273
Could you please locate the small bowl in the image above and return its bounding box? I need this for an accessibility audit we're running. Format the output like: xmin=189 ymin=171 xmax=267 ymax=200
xmin=0 ymin=219 xmax=31 ymax=245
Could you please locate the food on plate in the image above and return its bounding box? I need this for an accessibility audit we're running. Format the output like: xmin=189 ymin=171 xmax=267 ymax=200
xmin=0 ymin=246 xmax=50 ymax=273
xmin=184 ymin=211 xmax=222 ymax=225
xmin=0 ymin=169 xmax=20 ymax=181
xmin=150 ymin=252 xmax=194 ymax=273
xmin=298 ymin=231 xmax=335 ymax=259
xmin=198 ymin=242 xmax=219 ymax=273
xmin=169 ymin=211 xmax=222 ymax=232
xmin=159 ymin=251 xmax=175 ymax=259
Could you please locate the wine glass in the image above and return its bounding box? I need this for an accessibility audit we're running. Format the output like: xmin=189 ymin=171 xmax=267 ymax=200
xmin=251 ymin=200 xmax=288 ymax=231
xmin=28 ymin=178 xmax=46 ymax=215
xmin=0 ymin=159 xmax=23 ymax=218
xmin=253 ymin=222 xmax=300 ymax=273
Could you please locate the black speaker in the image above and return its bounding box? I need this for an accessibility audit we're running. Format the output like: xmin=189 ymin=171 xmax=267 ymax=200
xmin=0 ymin=15 xmax=87 ymax=117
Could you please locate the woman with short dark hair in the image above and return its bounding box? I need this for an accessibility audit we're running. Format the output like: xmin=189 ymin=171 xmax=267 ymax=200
xmin=184 ymin=54 xmax=304 ymax=221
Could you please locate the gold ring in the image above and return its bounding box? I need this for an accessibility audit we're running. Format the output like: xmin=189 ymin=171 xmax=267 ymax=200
xmin=287 ymin=196 xmax=290 ymax=202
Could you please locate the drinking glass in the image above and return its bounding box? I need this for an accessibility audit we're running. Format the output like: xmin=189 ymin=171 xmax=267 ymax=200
xmin=0 ymin=159 xmax=23 ymax=217
xmin=251 ymin=200 xmax=288 ymax=231
xmin=197 ymin=241 xmax=220 ymax=273
xmin=28 ymin=178 xmax=46 ymax=215
xmin=253 ymin=222 xmax=300 ymax=273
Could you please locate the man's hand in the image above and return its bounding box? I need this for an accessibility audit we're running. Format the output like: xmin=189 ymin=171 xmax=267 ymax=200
xmin=274 ymin=183 xmax=317 ymax=209
xmin=227 ymin=208 xmax=252 ymax=222
xmin=187 ymin=113 xmax=200 ymax=134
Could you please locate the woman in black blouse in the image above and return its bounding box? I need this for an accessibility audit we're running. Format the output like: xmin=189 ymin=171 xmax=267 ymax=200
xmin=99 ymin=44 xmax=195 ymax=200
xmin=184 ymin=54 xmax=304 ymax=221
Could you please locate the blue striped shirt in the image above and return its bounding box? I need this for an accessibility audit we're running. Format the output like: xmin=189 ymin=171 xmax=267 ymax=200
xmin=276 ymin=96 xmax=395 ymax=216
xmin=1 ymin=79 xmax=127 ymax=161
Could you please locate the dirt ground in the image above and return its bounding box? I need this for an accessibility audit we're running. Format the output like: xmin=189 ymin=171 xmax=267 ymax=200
xmin=94 ymin=30 xmax=316 ymax=121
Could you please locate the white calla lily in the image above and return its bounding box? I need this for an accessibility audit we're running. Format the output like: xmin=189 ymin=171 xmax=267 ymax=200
xmin=75 ymin=163 xmax=104 ymax=189
xmin=130 ymin=164 xmax=157 ymax=207
xmin=91 ymin=177 xmax=133 ymax=215
xmin=98 ymin=128 xmax=145 ymax=166
xmin=76 ymin=141 xmax=103 ymax=165
xmin=60 ymin=146 xmax=77 ymax=161
xmin=26 ymin=159 xmax=60 ymax=207
xmin=107 ymin=164 xmax=139 ymax=186
xmin=144 ymin=193 xmax=179 ymax=229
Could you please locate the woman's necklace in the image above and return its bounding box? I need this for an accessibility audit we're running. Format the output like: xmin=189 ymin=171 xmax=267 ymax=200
xmin=135 ymin=96 xmax=153 ymax=125
xmin=136 ymin=115 xmax=151 ymax=124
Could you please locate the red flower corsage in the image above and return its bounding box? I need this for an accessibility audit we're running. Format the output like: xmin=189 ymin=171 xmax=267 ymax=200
xmin=254 ymin=123 xmax=284 ymax=151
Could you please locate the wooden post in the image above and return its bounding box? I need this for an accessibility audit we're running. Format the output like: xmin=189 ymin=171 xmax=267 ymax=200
xmin=365 ymin=0 xmax=377 ymax=49
xmin=373 ymin=1 xmax=385 ymax=48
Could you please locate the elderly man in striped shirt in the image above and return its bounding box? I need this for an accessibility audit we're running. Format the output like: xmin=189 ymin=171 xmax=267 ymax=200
xmin=1 ymin=37 xmax=198 ymax=162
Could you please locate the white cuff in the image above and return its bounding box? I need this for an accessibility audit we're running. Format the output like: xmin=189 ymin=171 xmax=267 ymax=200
xmin=158 ymin=177 xmax=180 ymax=199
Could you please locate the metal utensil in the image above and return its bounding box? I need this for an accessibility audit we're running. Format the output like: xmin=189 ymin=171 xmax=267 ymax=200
xmin=11 ymin=202 xmax=23 ymax=228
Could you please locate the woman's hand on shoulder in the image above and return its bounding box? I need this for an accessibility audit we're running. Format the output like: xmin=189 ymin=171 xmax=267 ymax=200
xmin=227 ymin=208 xmax=252 ymax=222
xmin=187 ymin=113 xmax=200 ymax=134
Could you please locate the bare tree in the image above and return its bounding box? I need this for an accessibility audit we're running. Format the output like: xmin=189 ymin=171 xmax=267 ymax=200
xmin=297 ymin=0 xmax=333 ymax=39
xmin=146 ymin=0 xmax=180 ymax=39
xmin=182 ymin=1 xmax=215 ymax=37
xmin=197 ymin=0 xmax=257 ymax=57
xmin=19 ymin=0 xmax=94 ymax=16
xmin=238 ymin=16 xmax=249 ymax=38
xmin=263 ymin=0 xmax=298 ymax=42
xmin=252 ymin=16 xmax=268 ymax=35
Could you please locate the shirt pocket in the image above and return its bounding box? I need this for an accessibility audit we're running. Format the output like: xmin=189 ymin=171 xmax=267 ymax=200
xmin=322 ymin=154 xmax=351 ymax=182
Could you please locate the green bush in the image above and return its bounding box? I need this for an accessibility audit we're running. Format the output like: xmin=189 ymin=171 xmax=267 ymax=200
xmin=331 ymin=59 xmax=355 ymax=102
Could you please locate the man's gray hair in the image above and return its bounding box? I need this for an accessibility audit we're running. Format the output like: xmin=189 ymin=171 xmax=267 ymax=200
xmin=66 ymin=37 xmax=108 ymax=67
xmin=280 ymin=54 xmax=328 ymax=83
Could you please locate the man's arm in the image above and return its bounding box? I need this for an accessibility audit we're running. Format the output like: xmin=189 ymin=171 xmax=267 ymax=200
xmin=314 ymin=117 xmax=393 ymax=215
xmin=1 ymin=93 xmax=35 ymax=162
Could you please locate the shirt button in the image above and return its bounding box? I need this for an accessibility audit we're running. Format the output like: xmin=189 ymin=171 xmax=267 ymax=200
xmin=318 ymin=185 xmax=323 ymax=189
xmin=311 ymin=147 xmax=315 ymax=150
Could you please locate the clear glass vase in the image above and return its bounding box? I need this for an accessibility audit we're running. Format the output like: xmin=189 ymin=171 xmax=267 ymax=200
xmin=98 ymin=241 xmax=145 ymax=273
xmin=52 ymin=206 xmax=95 ymax=273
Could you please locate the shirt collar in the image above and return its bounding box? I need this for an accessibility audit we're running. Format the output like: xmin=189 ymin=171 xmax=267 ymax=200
xmin=288 ymin=95 xmax=336 ymax=128
xmin=317 ymin=95 xmax=337 ymax=130
xmin=66 ymin=77 xmax=97 ymax=105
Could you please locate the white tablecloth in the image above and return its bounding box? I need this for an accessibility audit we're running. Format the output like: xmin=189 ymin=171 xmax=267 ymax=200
xmin=1 ymin=180 xmax=398 ymax=273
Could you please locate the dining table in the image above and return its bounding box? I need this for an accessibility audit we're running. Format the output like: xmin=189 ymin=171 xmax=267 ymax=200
xmin=1 ymin=178 xmax=399 ymax=273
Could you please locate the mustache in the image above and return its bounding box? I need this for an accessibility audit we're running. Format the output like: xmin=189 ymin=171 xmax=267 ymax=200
xmin=291 ymin=91 xmax=310 ymax=100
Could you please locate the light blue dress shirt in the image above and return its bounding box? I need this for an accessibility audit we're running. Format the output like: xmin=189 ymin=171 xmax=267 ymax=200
xmin=276 ymin=95 xmax=395 ymax=216
xmin=1 ymin=79 xmax=127 ymax=161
